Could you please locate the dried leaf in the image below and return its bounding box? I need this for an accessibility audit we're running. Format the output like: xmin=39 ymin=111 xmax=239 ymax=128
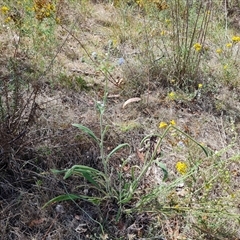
xmin=122 ymin=97 xmax=141 ymax=108
xmin=75 ymin=224 xmax=87 ymax=233
xmin=123 ymin=164 xmax=130 ymax=172
xmin=136 ymin=149 xmax=145 ymax=163
xmin=107 ymin=94 xmax=120 ymax=98
xmin=74 ymin=215 xmax=81 ymax=220
xmin=28 ymin=218 xmax=46 ymax=227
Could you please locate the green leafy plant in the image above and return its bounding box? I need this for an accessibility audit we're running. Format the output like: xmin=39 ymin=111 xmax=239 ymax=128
xmin=43 ymin=74 xmax=131 ymax=206
xmin=0 ymin=0 xmax=62 ymax=168
xmin=44 ymin=114 xmax=209 ymax=210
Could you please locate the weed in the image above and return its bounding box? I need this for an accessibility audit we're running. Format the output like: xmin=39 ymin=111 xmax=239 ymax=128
xmin=161 ymin=0 xmax=212 ymax=89
xmin=44 ymin=104 xmax=240 ymax=239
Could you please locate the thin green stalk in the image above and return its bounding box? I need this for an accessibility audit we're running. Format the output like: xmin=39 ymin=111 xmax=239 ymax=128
xmin=171 ymin=125 xmax=210 ymax=156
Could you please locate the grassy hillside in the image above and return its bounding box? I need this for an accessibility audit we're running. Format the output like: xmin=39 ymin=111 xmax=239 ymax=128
xmin=0 ymin=0 xmax=240 ymax=239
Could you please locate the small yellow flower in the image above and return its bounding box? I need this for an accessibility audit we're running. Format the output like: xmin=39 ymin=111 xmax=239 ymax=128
xmin=232 ymin=36 xmax=240 ymax=43
xmin=205 ymin=183 xmax=212 ymax=190
xmin=5 ymin=16 xmax=12 ymax=23
xmin=159 ymin=122 xmax=168 ymax=129
xmin=168 ymin=91 xmax=176 ymax=100
xmin=176 ymin=161 xmax=188 ymax=175
xmin=170 ymin=120 xmax=176 ymax=126
xmin=230 ymin=193 xmax=235 ymax=198
xmin=46 ymin=3 xmax=52 ymax=11
xmin=193 ymin=43 xmax=202 ymax=52
xmin=1 ymin=6 xmax=9 ymax=14
xmin=165 ymin=19 xmax=171 ymax=24
xmin=136 ymin=0 xmax=144 ymax=8
xmin=45 ymin=11 xmax=50 ymax=17
xmin=216 ymin=48 xmax=222 ymax=54
xmin=198 ymin=83 xmax=203 ymax=89
xmin=160 ymin=30 xmax=165 ymax=36
xmin=226 ymin=43 xmax=232 ymax=48
xmin=26 ymin=7 xmax=32 ymax=11
xmin=223 ymin=64 xmax=228 ymax=70
xmin=55 ymin=17 xmax=61 ymax=24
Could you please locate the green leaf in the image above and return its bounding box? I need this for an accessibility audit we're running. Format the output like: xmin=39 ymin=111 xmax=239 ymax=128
xmin=106 ymin=143 xmax=130 ymax=162
xmin=72 ymin=123 xmax=100 ymax=144
xmin=155 ymin=161 xmax=168 ymax=181
xmin=171 ymin=126 xmax=210 ymax=157
xmin=51 ymin=169 xmax=67 ymax=174
xmin=81 ymin=171 xmax=100 ymax=188
xmin=42 ymin=194 xmax=81 ymax=208
xmin=63 ymin=165 xmax=104 ymax=177
xmin=64 ymin=167 xmax=75 ymax=179
xmin=61 ymin=165 xmax=106 ymax=189
xmin=43 ymin=194 xmax=103 ymax=208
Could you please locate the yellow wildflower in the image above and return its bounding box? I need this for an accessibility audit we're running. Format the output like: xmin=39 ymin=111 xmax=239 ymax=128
xmin=226 ymin=43 xmax=232 ymax=48
xmin=1 ymin=6 xmax=9 ymax=14
xmin=193 ymin=43 xmax=202 ymax=52
xmin=159 ymin=122 xmax=168 ymax=129
xmin=168 ymin=91 xmax=176 ymax=100
xmin=198 ymin=83 xmax=203 ymax=89
xmin=165 ymin=18 xmax=171 ymax=24
xmin=55 ymin=17 xmax=61 ymax=24
xmin=5 ymin=16 xmax=12 ymax=23
xmin=136 ymin=0 xmax=144 ymax=8
xmin=223 ymin=64 xmax=228 ymax=70
xmin=160 ymin=30 xmax=165 ymax=36
xmin=45 ymin=11 xmax=50 ymax=17
xmin=230 ymin=193 xmax=235 ymax=198
xmin=46 ymin=3 xmax=52 ymax=11
xmin=205 ymin=183 xmax=212 ymax=190
xmin=216 ymin=48 xmax=222 ymax=54
xmin=232 ymin=36 xmax=240 ymax=43
xmin=170 ymin=120 xmax=176 ymax=126
xmin=176 ymin=161 xmax=188 ymax=175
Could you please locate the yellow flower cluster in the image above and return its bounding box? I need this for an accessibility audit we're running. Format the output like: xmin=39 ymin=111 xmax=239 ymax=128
xmin=216 ymin=48 xmax=222 ymax=54
xmin=1 ymin=6 xmax=12 ymax=23
xmin=193 ymin=43 xmax=202 ymax=52
xmin=1 ymin=6 xmax=9 ymax=14
xmin=134 ymin=0 xmax=168 ymax=11
xmin=232 ymin=36 xmax=240 ymax=43
xmin=215 ymin=36 xmax=240 ymax=55
xmin=1 ymin=5 xmax=23 ymax=25
xmin=176 ymin=161 xmax=188 ymax=175
xmin=159 ymin=120 xmax=176 ymax=129
xmin=34 ymin=0 xmax=55 ymax=21
xmin=153 ymin=0 xmax=168 ymax=11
